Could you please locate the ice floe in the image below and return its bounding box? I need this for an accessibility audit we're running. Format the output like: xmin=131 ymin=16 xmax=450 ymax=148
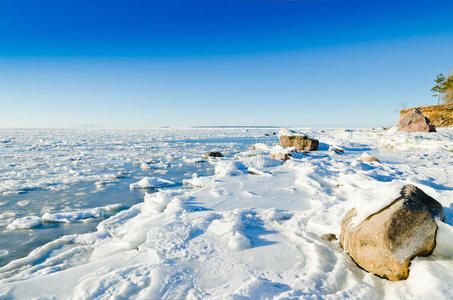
xmin=129 ymin=176 xmax=175 ymax=189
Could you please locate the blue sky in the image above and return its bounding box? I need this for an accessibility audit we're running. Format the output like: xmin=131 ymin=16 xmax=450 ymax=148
xmin=1 ymin=0 xmax=453 ymax=128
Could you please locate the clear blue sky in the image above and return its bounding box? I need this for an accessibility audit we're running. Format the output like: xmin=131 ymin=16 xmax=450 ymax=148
xmin=1 ymin=0 xmax=452 ymax=128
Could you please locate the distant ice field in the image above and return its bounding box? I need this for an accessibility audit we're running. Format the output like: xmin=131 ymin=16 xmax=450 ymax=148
xmin=0 ymin=127 xmax=452 ymax=299
xmin=0 ymin=128 xmax=277 ymax=266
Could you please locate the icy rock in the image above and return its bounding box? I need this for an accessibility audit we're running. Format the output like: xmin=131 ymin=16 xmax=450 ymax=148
xmin=397 ymin=108 xmax=436 ymax=132
xmin=340 ymin=185 xmax=445 ymax=281
xmin=278 ymin=129 xmax=319 ymax=151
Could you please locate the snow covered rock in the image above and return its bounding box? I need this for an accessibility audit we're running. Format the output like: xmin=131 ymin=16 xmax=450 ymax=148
xmin=278 ymin=129 xmax=319 ymax=151
xmin=328 ymin=145 xmax=344 ymax=154
xmin=397 ymin=108 xmax=436 ymax=132
xmin=359 ymin=153 xmax=380 ymax=163
xmin=269 ymin=153 xmax=292 ymax=161
xmin=340 ymin=185 xmax=445 ymax=281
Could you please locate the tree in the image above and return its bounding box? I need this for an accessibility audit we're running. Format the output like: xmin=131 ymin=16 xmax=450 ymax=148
xmin=431 ymin=73 xmax=446 ymax=105
xmin=443 ymin=74 xmax=453 ymax=104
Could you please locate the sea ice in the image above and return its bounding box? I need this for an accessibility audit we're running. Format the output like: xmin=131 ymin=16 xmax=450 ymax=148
xmin=7 ymin=216 xmax=41 ymax=230
xmin=0 ymin=127 xmax=452 ymax=299
xmin=129 ymin=177 xmax=175 ymax=189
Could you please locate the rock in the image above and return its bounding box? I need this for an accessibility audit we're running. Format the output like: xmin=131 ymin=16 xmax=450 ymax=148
xmin=321 ymin=233 xmax=337 ymax=241
xmin=329 ymin=145 xmax=344 ymax=154
xmin=205 ymin=151 xmax=224 ymax=158
xmin=397 ymin=108 xmax=436 ymax=132
xmin=340 ymin=185 xmax=445 ymax=281
xmin=249 ymin=145 xmax=256 ymax=150
xmin=278 ymin=129 xmax=319 ymax=151
xmin=400 ymin=103 xmax=453 ymax=128
xmin=269 ymin=153 xmax=292 ymax=161
xmin=359 ymin=155 xmax=380 ymax=163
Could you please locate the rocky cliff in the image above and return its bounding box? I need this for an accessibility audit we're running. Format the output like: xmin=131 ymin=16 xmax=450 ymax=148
xmin=400 ymin=103 xmax=453 ymax=127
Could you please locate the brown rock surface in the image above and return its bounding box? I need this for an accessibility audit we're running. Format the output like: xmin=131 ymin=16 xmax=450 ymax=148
xmin=279 ymin=135 xmax=319 ymax=151
xmin=340 ymin=185 xmax=445 ymax=281
xmin=398 ymin=108 xmax=436 ymax=132
xmin=321 ymin=233 xmax=337 ymax=241
xmin=400 ymin=103 xmax=453 ymax=128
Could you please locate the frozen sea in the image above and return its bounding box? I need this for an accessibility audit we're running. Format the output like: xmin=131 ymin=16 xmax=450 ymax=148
xmin=0 ymin=128 xmax=278 ymax=267
xmin=0 ymin=127 xmax=453 ymax=299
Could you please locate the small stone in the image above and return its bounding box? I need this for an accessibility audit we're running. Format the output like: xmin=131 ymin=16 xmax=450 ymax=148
xmin=329 ymin=146 xmax=344 ymax=154
xmin=269 ymin=153 xmax=292 ymax=161
xmin=321 ymin=233 xmax=337 ymax=241
xmin=205 ymin=152 xmax=224 ymax=158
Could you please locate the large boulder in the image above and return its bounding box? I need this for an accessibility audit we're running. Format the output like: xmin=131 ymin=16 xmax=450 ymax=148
xmin=400 ymin=103 xmax=453 ymax=128
xmin=397 ymin=108 xmax=436 ymax=132
xmin=278 ymin=129 xmax=319 ymax=151
xmin=340 ymin=185 xmax=445 ymax=281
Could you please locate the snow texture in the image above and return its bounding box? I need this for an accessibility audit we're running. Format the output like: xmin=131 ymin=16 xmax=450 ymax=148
xmin=0 ymin=127 xmax=453 ymax=299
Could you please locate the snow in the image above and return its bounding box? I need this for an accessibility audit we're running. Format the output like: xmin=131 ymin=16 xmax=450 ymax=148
xmin=0 ymin=127 xmax=453 ymax=299
xmin=214 ymin=160 xmax=248 ymax=177
xmin=278 ymin=128 xmax=306 ymax=137
xmin=129 ymin=176 xmax=175 ymax=189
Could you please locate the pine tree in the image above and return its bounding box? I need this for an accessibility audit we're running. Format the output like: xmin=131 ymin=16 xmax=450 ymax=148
xmin=431 ymin=73 xmax=446 ymax=105
xmin=443 ymin=75 xmax=453 ymax=104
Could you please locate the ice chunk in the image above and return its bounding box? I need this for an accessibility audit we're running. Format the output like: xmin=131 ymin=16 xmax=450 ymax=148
xmin=129 ymin=177 xmax=175 ymax=189
xmin=42 ymin=204 xmax=122 ymax=223
xmin=7 ymin=216 xmax=41 ymax=230
xmin=214 ymin=160 xmax=248 ymax=177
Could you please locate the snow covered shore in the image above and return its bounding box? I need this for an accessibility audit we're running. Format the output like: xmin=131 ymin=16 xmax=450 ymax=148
xmin=1 ymin=128 xmax=453 ymax=299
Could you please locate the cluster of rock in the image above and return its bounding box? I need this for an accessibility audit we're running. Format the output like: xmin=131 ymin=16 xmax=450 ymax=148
xmin=203 ymin=129 xmax=445 ymax=282
xmin=340 ymin=185 xmax=445 ymax=281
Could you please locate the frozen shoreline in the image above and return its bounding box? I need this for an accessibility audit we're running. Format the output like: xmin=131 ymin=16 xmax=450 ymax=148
xmin=1 ymin=128 xmax=453 ymax=299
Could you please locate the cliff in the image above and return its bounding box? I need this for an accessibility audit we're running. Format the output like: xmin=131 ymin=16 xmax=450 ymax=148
xmin=400 ymin=103 xmax=453 ymax=127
